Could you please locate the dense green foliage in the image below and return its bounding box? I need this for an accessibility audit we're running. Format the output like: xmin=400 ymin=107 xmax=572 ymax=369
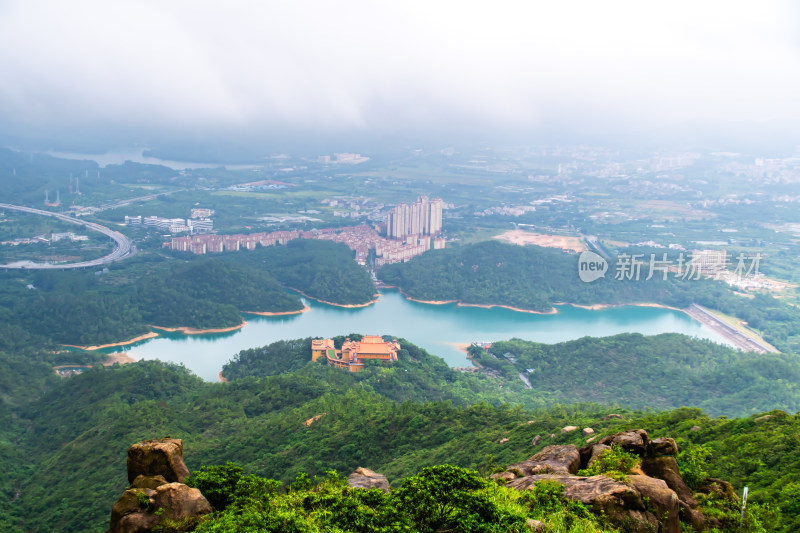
xmin=0 ymin=237 xmax=375 ymax=346
xmin=134 ymin=258 xmax=303 ymax=329
xmin=222 ymin=339 xmax=314 ymax=379
xmin=233 ymin=239 xmax=376 ymax=305
xmin=0 ymin=255 xmax=305 ymax=345
xmin=380 ymin=240 xmax=574 ymax=311
xmin=0 ymin=338 xmax=798 ymax=531
xmin=221 ymin=337 xmax=519 ymax=406
xmin=223 ymin=333 xmax=800 ymax=418
xmin=577 ymin=444 xmax=639 ymax=481
xmin=380 ymin=240 xmax=800 ymax=352
xmin=483 ymin=333 xmax=800 ymax=416
xmin=181 ymin=466 xmax=605 ymax=533
xmin=157 ymin=258 xmax=303 ymax=315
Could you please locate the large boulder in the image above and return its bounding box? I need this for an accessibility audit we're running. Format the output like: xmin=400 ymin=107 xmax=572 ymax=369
xmin=110 ymin=489 xmax=159 ymax=533
xmin=151 ymin=483 xmax=214 ymax=522
xmin=129 ymin=475 xmax=169 ymax=490
xmin=628 ymin=475 xmax=680 ymax=533
xmin=641 ymin=456 xmax=696 ymax=507
xmin=508 ymin=474 xmax=658 ymax=532
xmin=127 ymin=438 xmax=190 ymax=484
xmin=649 ymin=437 xmax=678 ymax=457
xmin=109 ymin=483 xmax=212 ymax=533
xmin=598 ymin=429 xmax=650 ymax=456
xmin=584 ymin=443 xmax=610 ymax=469
xmin=492 ymin=445 xmax=581 ymax=481
xmin=503 ymin=429 xmax=721 ymax=532
xmin=348 ymin=467 xmax=390 ymax=493
xmin=110 ymin=439 xmax=212 ymax=533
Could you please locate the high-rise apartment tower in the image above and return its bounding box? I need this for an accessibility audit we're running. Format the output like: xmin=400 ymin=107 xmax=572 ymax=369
xmin=386 ymin=196 xmax=443 ymax=240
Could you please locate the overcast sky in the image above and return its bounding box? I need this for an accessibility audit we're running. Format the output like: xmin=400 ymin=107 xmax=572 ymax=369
xmin=1 ymin=1 xmax=799 ymax=147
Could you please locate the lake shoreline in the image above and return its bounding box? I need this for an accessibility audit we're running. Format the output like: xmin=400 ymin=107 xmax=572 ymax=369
xmin=149 ymin=322 xmax=246 ymax=335
xmin=245 ymin=305 xmax=310 ymax=316
xmin=397 ymin=288 xmax=556 ymax=313
xmin=61 ymin=331 xmax=160 ymax=351
xmin=398 ymin=288 xmax=688 ymax=316
xmin=289 ymin=287 xmax=380 ymax=308
xmin=457 ymin=302 xmax=557 ymax=314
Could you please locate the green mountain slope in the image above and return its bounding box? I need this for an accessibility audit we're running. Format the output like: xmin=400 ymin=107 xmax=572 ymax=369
xmin=0 ymin=333 xmax=798 ymax=531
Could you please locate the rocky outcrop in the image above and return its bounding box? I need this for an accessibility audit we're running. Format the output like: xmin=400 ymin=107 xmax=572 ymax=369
xmin=492 ymin=445 xmax=581 ymax=482
xmin=597 ymin=429 xmax=649 ymax=456
xmin=627 ymin=475 xmax=680 ymax=533
xmin=347 ymin=467 xmax=390 ymax=493
xmin=127 ymin=439 xmax=190 ymax=484
xmin=110 ymin=439 xmax=212 ymax=533
xmin=642 ymin=455 xmax=696 ymax=506
xmin=494 ymin=429 xmax=728 ymax=532
xmin=509 ymin=473 xmax=659 ymax=530
xmin=110 ymin=483 xmax=212 ymax=533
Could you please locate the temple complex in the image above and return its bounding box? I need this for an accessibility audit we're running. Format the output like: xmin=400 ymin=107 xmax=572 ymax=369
xmin=311 ymin=335 xmax=401 ymax=372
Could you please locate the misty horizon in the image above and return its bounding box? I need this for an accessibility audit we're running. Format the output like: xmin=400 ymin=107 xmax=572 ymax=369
xmin=2 ymin=1 xmax=800 ymax=157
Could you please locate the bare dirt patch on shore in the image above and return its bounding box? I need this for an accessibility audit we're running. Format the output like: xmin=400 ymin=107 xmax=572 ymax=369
xmin=494 ymin=230 xmax=586 ymax=253
xmin=102 ymin=352 xmax=136 ymax=366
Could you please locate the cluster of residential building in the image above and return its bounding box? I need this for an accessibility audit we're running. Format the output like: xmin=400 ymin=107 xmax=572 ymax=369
xmin=161 ymin=196 xmax=448 ymax=266
xmin=164 ymin=223 xmax=445 ymax=266
xmin=374 ymin=234 xmax=445 ymax=267
xmin=311 ymin=336 xmax=400 ymax=372
xmin=166 ymin=230 xmax=299 ymax=254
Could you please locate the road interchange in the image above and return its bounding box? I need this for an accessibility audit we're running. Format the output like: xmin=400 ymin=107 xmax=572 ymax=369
xmin=0 ymin=203 xmax=134 ymax=269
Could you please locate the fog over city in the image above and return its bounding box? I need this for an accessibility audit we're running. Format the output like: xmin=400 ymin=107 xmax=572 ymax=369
xmin=1 ymin=1 xmax=800 ymax=150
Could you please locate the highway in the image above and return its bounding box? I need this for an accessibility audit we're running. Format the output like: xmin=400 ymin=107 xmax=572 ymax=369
xmin=0 ymin=203 xmax=135 ymax=270
xmin=685 ymin=303 xmax=779 ymax=354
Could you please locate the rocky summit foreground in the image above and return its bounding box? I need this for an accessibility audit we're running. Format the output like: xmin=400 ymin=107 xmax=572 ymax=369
xmin=493 ymin=429 xmax=740 ymax=532
xmin=107 ymin=430 xmax=746 ymax=532
xmin=109 ymin=439 xmax=212 ymax=533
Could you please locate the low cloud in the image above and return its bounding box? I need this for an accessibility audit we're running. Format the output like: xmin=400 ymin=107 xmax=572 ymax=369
xmin=1 ymin=1 xmax=799 ymax=143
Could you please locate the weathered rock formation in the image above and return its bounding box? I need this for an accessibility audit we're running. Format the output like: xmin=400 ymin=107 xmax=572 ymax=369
xmin=109 ymin=439 xmax=212 ymax=533
xmin=494 ymin=429 xmax=737 ymax=532
xmin=494 ymin=445 xmax=581 ymax=483
xmin=347 ymin=467 xmax=391 ymax=493
xmin=127 ymin=438 xmax=190 ymax=484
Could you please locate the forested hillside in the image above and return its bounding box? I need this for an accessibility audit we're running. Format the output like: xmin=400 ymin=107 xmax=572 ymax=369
xmin=2 ymin=352 xmax=799 ymax=532
xmin=220 ymin=334 xmax=800 ymax=417
xmin=0 ymin=239 xmax=376 ymax=346
xmin=231 ymin=239 xmax=377 ymax=305
xmin=380 ymin=240 xmax=800 ymax=352
xmin=472 ymin=333 xmax=800 ymax=415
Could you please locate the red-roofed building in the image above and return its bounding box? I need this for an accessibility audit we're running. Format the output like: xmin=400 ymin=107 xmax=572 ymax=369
xmin=311 ymin=336 xmax=400 ymax=372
